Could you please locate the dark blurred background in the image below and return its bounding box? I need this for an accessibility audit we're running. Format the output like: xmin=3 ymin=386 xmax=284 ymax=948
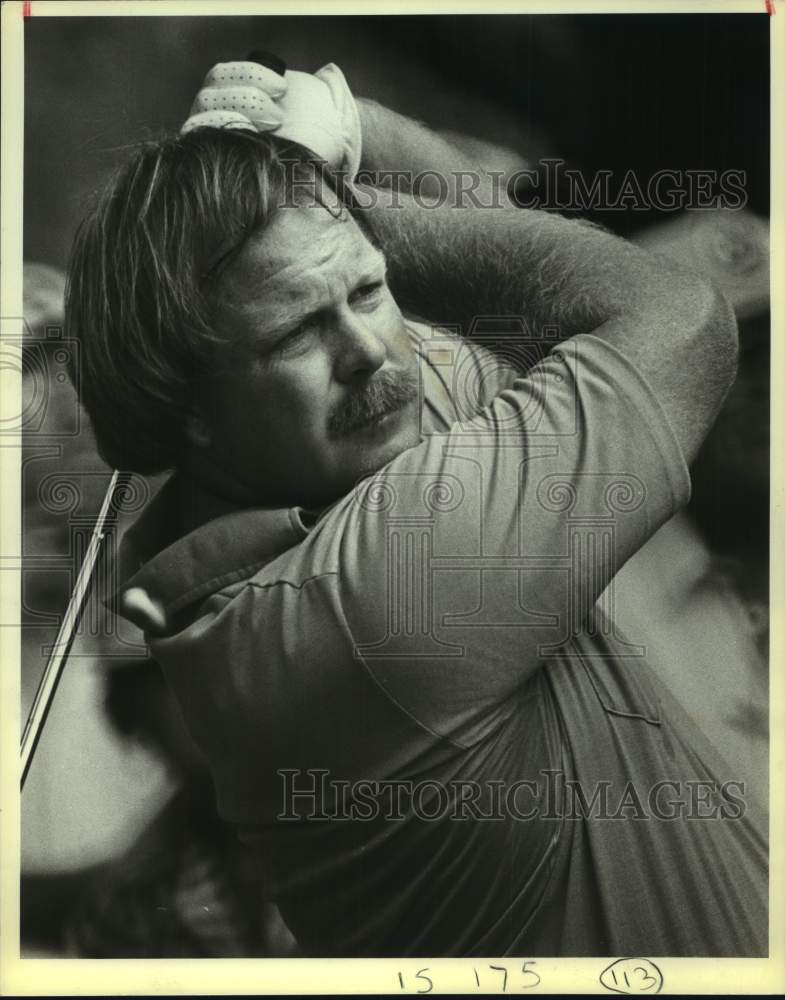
xmin=25 ymin=13 xmax=769 ymax=265
xmin=21 ymin=12 xmax=770 ymax=957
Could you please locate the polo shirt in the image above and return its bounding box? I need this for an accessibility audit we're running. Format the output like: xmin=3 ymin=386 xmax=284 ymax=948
xmin=115 ymin=322 xmax=768 ymax=957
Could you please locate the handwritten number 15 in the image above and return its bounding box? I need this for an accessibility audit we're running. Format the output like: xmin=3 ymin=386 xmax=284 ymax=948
xmin=397 ymin=969 xmax=434 ymax=994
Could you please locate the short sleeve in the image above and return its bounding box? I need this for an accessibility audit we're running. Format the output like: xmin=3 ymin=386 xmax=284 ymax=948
xmin=405 ymin=318 xmax=521 ymax=433
xmin=333 ymin=333 xmax=691 ymax=744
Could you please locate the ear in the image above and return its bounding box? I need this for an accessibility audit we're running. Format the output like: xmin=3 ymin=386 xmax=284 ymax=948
xmin=185 ymin=409 xmax=212 ymax=449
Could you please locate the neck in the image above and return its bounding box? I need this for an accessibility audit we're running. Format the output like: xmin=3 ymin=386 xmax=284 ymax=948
xmin=178 ymin=446 xmax=265 ymax=510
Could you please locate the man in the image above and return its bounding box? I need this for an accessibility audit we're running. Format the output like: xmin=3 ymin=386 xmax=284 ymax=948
xmin=65 ymin=60 xmax=766 ymax=956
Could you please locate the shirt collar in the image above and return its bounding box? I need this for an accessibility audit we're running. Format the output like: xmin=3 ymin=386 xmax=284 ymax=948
xmin=112 ymin=474 xmax=311 ymax=627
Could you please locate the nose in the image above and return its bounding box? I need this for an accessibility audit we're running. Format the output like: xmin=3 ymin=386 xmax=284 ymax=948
xmin=332 ymin=307 xmax=387 ymax=384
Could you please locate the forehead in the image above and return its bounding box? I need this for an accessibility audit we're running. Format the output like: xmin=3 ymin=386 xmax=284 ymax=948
xmin=216 ymin=201 xmax=383 ymax=305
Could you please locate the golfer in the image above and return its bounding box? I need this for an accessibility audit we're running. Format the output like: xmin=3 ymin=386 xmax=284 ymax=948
xmin=65 ymin=59 xmax=766 ymax=956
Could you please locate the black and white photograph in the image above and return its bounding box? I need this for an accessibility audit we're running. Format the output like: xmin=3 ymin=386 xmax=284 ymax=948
xmin=2 ymin=0 xmax=782 ymax=993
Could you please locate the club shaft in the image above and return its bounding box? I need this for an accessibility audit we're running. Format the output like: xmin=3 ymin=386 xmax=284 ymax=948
xmin=20 ymin=469 xmax=122 ymax=789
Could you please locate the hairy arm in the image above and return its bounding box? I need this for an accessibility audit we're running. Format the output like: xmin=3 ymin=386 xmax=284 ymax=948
xmin=354 ymin=98 xmax=738 ymax=464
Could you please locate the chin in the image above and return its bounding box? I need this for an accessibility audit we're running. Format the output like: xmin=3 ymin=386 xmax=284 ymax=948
xmin=324 ymin=408 xmax=423 ymax=502
xmin=358 ymin=437 xmax=418 ymax=488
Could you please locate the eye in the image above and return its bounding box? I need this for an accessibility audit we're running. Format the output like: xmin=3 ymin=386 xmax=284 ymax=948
xmin=351 ymin=280 xmax=384 ymax=305
xmin=266 ymin=320 xmax=317 ymax=359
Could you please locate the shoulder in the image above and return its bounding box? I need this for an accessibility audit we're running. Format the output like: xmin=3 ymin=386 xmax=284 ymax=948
xmin=404 ymin=316 xmax=521 ymax=430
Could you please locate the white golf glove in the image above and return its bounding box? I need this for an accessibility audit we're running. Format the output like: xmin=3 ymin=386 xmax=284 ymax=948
xmin=181 ymin=58 xmax=362 ymax=178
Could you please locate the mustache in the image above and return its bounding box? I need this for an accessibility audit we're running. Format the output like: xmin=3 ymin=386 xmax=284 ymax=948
xmin=328 ymin=368 xmax=420 ymax=437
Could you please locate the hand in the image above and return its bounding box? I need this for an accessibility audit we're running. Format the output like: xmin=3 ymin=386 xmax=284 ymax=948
xmin=181 ymin=59 xmax=362 ymax=177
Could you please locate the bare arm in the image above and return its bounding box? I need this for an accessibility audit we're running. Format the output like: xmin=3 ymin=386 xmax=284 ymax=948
xmin=354 ymin=98 xmax=738 ymax=465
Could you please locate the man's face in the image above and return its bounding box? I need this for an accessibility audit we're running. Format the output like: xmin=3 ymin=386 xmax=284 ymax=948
xmin=192 ymin=199 xmax=422 ymax=508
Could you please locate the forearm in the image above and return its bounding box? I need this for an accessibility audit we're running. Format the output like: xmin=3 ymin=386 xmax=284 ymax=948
xmin=356 ymin=97 xmax=511 ymax=210
xmin=352 ymin=100 xmax=737 ymax=463
xmin=354 ymin=97 xmax=665 ymax=338
xmin=357 ymin=183 xmax=669 ymax=339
